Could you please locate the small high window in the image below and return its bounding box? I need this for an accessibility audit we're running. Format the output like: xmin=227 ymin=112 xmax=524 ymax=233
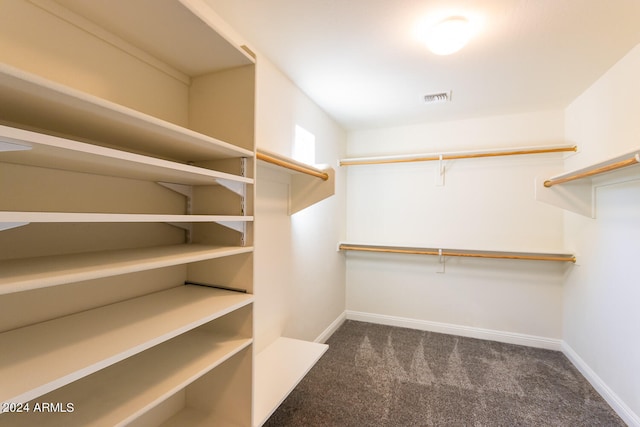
xmin=293 ymin=125 xmax=315 ymax=165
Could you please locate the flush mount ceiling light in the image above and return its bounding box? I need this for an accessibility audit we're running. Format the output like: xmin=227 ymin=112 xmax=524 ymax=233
xmin=420 ymin=16 xmax=473 ymax=55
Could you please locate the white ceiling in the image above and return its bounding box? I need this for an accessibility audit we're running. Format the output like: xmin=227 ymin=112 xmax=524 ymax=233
xmin=206 ymin=0 xmax=640 ymax=131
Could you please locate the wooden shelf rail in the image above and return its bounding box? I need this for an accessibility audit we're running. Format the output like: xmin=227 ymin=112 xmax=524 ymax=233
xmin=340 ymin=144 xmax=576 ymax=166
xmin=544 ymin=152 xmax=640 ymax=187
xmin=339 ymin=243 xmax=576 ymax=263
xmin=257 ymin=149 xmax=329 ymax=180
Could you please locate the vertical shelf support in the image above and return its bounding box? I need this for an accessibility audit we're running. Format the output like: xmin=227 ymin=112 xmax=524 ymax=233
xmin=241 ymin=157 xmax=248 ymax=216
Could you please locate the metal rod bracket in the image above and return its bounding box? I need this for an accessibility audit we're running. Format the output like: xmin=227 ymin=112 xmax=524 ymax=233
xmin=437 ymin=248 xmax=446 ymax=273
xmin=436 ymin=154 xmax=445 ymax=186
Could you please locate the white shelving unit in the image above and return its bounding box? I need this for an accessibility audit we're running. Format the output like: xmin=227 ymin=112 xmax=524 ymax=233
xmin=1 ymin=0 xmax=256 ymax=425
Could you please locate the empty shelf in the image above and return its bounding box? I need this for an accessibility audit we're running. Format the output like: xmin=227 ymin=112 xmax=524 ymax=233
xmin=0 ymin=285 xmax=254 ymax=404
xmin=254 ymin=337 xmax=328 ymax=427
xmin=1 ymin=330 xmax=251 ymax=427
xmin=0 ymin=64 xmax=253 ymax=162
xmin=0 ymin=244 xmax=253 ymax=295
xmin=0 ymin=125 xmax=253 ymax=186
xmin=0 ymin=212 xmax=252 ymax=223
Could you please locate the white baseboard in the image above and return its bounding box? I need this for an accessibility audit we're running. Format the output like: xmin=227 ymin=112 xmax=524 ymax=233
xmin=345 ymin=310 xmax=562 ymax=350
xmin=562 ymin=342 xmax=639 ymax=427
xmin=314 ymin=311 xmax=346 ymax=344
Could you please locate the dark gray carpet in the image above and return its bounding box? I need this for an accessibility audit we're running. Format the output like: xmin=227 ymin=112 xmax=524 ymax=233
xmin=264 ymin=320 xmax=625 ymax=426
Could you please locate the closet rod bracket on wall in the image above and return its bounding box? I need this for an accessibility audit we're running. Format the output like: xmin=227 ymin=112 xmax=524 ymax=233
xmin=437 ymin=248 xmax=446 ymax=273
xmin=436 ymin=154 xmax=445 ymax=186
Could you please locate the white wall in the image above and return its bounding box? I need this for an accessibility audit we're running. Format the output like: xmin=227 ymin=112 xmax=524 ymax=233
xmin=193 ymin=1 xmax=348 ymax=352
xmin=254 ymin=58 xmax=347 ymax=351
xmin=563 ymin=43 xmax=640 ymax=425
xmin=345 ymin=110 xmax=569 ymax=345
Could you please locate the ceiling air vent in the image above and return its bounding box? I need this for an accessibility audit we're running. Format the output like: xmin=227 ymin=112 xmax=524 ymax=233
xmin=423 ymin=91 xmax=451 ymax=104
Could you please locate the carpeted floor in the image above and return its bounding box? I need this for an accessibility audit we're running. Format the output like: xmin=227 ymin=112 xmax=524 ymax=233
xmin=264 ymin=320 xmax=625 ymax=426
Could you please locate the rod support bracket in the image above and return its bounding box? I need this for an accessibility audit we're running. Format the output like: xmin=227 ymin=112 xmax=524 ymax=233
xmin=436 ymin=154 xmax=445 ymax=187
xmin=437 ymin=248 xmax=446 ymax=273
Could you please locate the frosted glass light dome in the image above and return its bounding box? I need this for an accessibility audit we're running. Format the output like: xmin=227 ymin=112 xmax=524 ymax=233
xmin=423 ymin=17 xmax=473 ymax=55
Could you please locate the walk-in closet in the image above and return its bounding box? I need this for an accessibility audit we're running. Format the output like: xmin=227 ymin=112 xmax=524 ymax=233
xmin=1 ymin=1 xmax=639 ymax=426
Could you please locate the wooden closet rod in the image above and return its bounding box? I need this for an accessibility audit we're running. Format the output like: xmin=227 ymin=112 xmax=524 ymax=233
xmin=544 ymin=153 xmax=640 ymax=187
xmin=340 ymin=145 xmax=577 ymax=166
xmin=339 ymin=243 xmax=576 ymax=263
xmin=257 ymin=151 xmax=329 ymax=181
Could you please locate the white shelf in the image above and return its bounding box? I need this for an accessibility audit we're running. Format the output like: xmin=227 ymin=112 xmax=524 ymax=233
xmin=0 ymin=285 xmax=254 ymax=404
xmin=2 ymin=331 xmax=251 ymax=427
xmin=253 ymin=337 xmax=328 ymax=427
xmin=545 ymin=150 xmax=640 ymax=187
xmin=0 ymin=125 xmax=253 ymax=186
xmin=0 ymin=212 xmax=253 ymax=223
xmin=52 ymin=0 xmax=254 ymax=76
xmin=0 ymin=244 xmax=253 ymax=295
xmin=535 ymin=148 xmax=640 ymax=217
xmin=0 ymin=63 xmax=254 ymax=162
